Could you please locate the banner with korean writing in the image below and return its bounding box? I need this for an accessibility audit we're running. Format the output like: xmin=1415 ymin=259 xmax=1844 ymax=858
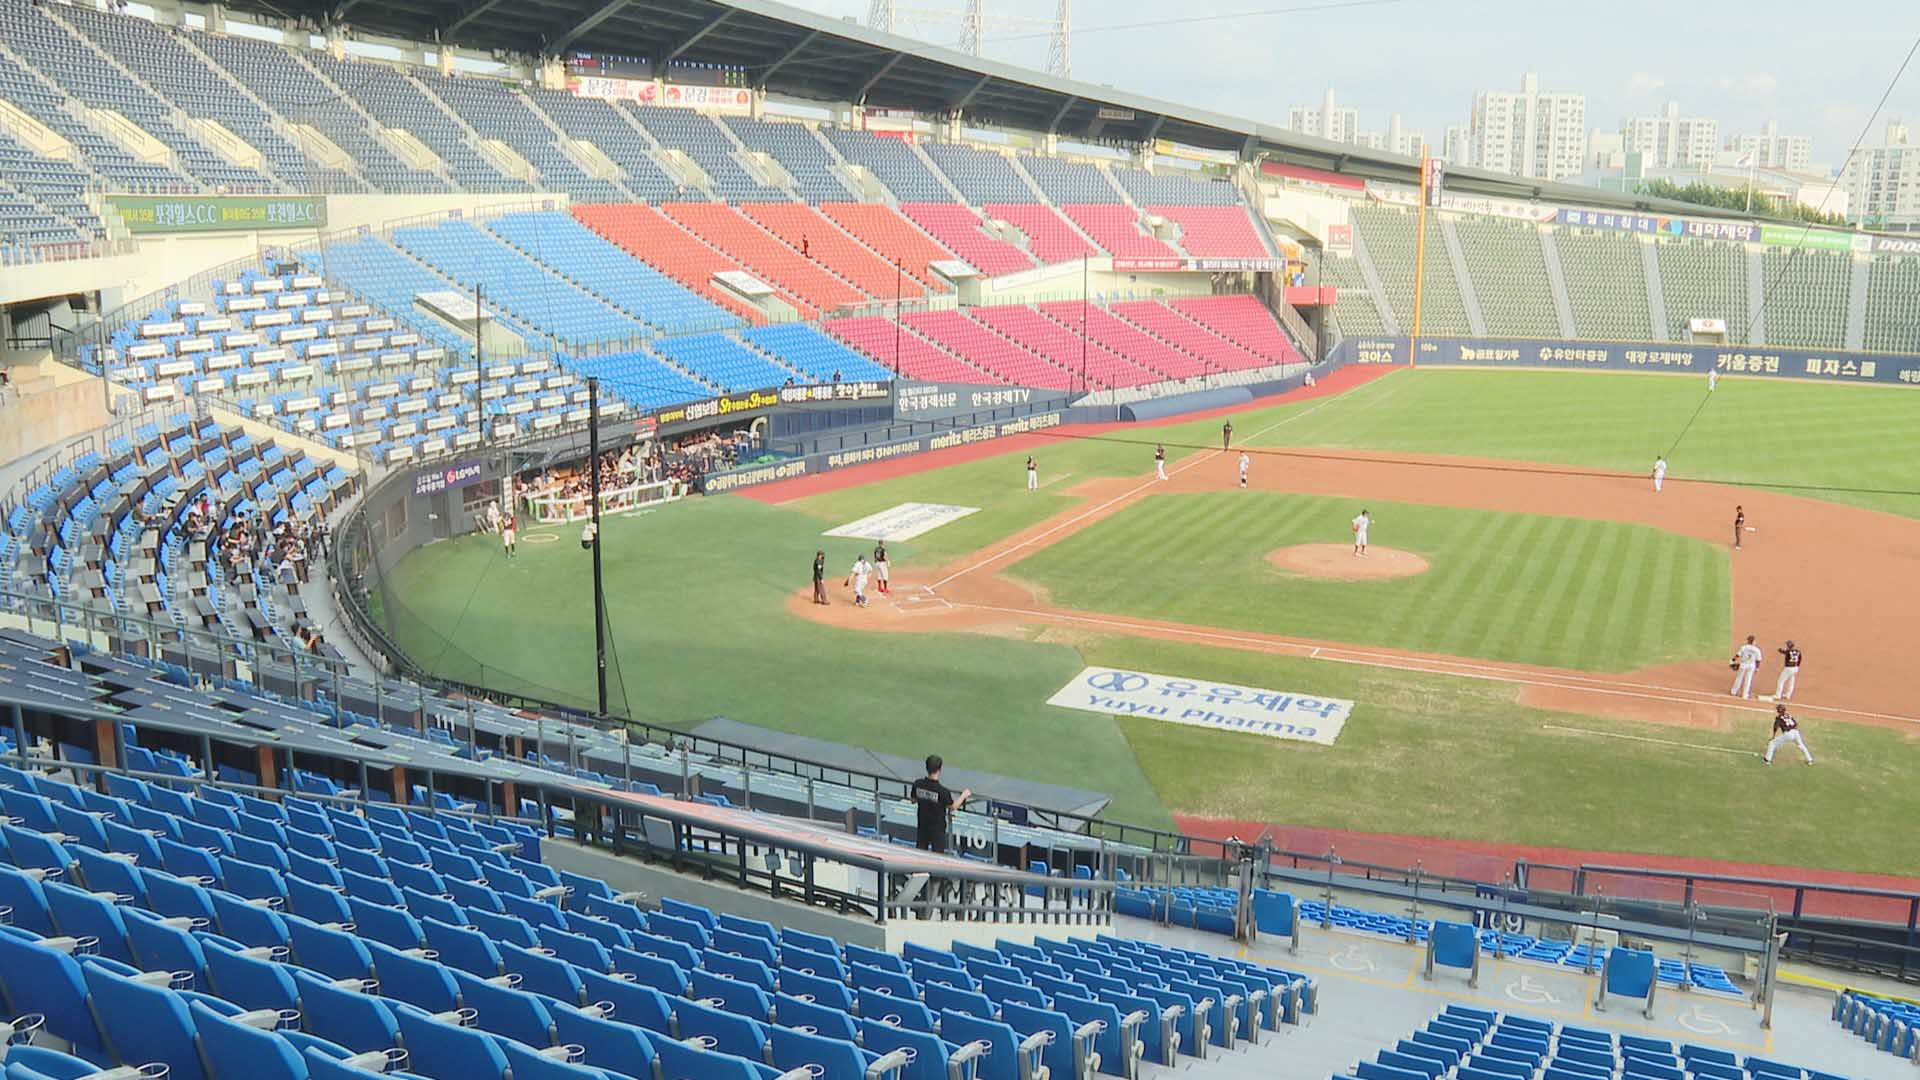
xmin=1556 ymin=208 xmax=1758 ymax=242
xmin=1371 ymin=335 xmax=1920 ymax=385
xmin=107 ymin=195 xmax=327 ymax=235
xmin=1757 ymin=224 xmax=1864 ymax=252
xmin=568 ymin=77 xmax=751 ymax=113
xmin=1046 ymin=666 xmax=1353 ymax=746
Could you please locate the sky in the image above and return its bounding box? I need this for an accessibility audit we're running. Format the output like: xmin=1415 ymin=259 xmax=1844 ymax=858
xmin=786 ymin=0 xmax=1919 ymax=173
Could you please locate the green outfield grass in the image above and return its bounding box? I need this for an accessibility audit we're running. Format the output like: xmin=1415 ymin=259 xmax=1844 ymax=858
xmin=1239 ymin=369 xmax=1920 ymax=519
xmin=372 ymin=367 xmax=1920 ymax=874
xmin=1006 ymin=493 xmax=1730 ymax=671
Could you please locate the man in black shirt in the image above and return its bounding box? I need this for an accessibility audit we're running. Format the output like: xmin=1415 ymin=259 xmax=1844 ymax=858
xmin=910 ymin=755 xmax=971 ymax=853
xmin=1222 ymin=419 xmax=1233 ymax=449
xmin=811 ymin=550 xmax=827 ymax=605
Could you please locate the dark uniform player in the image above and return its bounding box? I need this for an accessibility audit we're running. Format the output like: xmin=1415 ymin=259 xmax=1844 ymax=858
xmin=873 ymin=541 xmax=890 ymax=595
xmin=911 ymin=755 xmax=971 ymax=852
xmin=1763 ymin=703 xmax=1814 ymax=765
xmin=1733 ymin=505 xmax=1746 ymax=549
xmin=1222 ymin=420 xmax=1234 ymax=449
xmin=811 ymin=550 xmax=827 ymax=605
xmin=1775 ymin=640 xmax=1802 ymax=699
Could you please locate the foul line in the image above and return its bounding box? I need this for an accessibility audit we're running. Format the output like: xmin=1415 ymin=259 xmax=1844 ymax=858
xmin=944 ymin=600 xmax=1920 ymax=728
xmin=1539 ymin=724 xmax=1756 ymax=757
xmin=927 ymin=392 xmax=1354 ymax=591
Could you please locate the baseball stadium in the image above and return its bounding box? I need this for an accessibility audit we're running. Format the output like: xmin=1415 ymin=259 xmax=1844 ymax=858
xmin=1 ymin=0 xmax=1918 ymax=1077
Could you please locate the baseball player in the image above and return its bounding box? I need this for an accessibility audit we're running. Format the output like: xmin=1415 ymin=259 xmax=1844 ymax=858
xmin=1730 ymin=634 xmax=1763 ymax=698
xmin=1708 ymin=368 xmax=1718 ymax=392
xmin=845 ymin=553 xmax=872 ymax=608
xmin=1026 ymin=455 xmax=1038 ymax=492
xmin=1352 ymin=509 xmax=1371 ymax=557
xmin=1733 ymin=505 xmax=1747 ymax=549
xmin=1154 ymin=444 xmax=1167 ymax=481
xmin=1774 ymin=640 xmax=1802 ymax=700
xmin=873 ymin=542 xmax=890 ymax=596
xmin=501 ymin=513 xmax=517 ymax=559
xmin=1238 ymin=452 xmax=1249 ymax=488
xmin=1222 ymin=420 xmax=1233 ymax=449
xmin=1652 ymin=455 xmax=1666 ymax=493
xmin=1762 ymin=703 xmax=1813 ymax=765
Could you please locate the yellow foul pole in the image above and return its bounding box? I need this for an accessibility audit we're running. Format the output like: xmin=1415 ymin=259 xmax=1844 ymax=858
xmin=1410 ymin=147 xmax=1430 ymax=366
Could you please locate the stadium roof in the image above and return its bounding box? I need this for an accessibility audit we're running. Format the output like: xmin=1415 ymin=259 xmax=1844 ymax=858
xmin=272 ymin=0 xmax=1722 ymax=218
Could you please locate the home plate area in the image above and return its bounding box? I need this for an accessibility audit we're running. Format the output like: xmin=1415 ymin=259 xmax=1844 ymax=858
xmin=892 ymin=585 xmax=952 ymax=614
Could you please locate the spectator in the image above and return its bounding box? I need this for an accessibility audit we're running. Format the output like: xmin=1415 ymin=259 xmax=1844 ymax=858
xmin=911 ymin=755 xmax=971 ymax=853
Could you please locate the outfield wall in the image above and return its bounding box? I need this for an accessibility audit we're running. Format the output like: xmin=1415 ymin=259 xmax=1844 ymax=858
xmin=1330 ymin=335 xmax=1920 ymax=386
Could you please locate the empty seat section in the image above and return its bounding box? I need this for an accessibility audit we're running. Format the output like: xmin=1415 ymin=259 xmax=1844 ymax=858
xmin=1152 ymin=205 xmax=1270 ymax=258
xmin=484 ymin=211 xmax=736 ymax=336
xmin=817 ymin=203 xmax=954 ymax=289
xmin=1109 ymin=300 xmax=1269 ymax=371
xmin=1036 ymin=302 xmax=1207 ymax=379
xmin=661 ymin=202 xmax=865 ymax=316
xmin=527 ymin=88 xmax=681 ymax=201
xmin=1019 ymin=155 xmax=1125 ymax=204
xmin=1169 ymin=296 xmax=1302 ymax=367
xmin=969 ymin=305 xmax=1159 ymax=388
xmin=1064 ymin=205 xmax=1179 ymax=259
xmin=738 ymin=203 xmax=921 ymax=300
xmin=630 ymin=106 xmax=787 ymax=202
xmin=1112 ymin=165 xmax=1240 ymax=205
xmin=307 ymin=54 xmax=529 ymax=193
xmin=986 ymin=204 xmax=1097 ymax=263
xmin=902 ymin=309 xmax=1068 ymax=389
xmin=821 ymin=317 xmax=992 ymax=383
xmin=900 ymin=204 xmax=1034 ymax=277
xmin=391 ymin=219 xmax=643 ymax=348
xmin=570 ymin=204 xmax=763 ymax=324
xmin=822 ymin=128 xmax=953 ymax=202
xmin=924 ymin=143 xmax=1038 ymax=203
xmin=418 ymin=73 xmax=620 ymax=201
xmin=724 ymin=117 xmax=852 ymax=201
xmin=739 ymin=324 xmax=895 ymax=383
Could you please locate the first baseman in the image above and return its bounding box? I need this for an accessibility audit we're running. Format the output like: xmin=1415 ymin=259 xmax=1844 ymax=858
xmin=1763 ymin=703 xmax=1813 ymax=765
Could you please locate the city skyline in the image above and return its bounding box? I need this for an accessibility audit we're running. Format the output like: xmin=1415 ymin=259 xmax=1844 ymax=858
xmin=787 ymin=0 xmax=1917 ymax=178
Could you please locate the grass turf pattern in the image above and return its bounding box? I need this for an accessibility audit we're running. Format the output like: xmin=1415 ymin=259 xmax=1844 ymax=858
xmin=1007 ymin=493 xmax=1731 ymax=671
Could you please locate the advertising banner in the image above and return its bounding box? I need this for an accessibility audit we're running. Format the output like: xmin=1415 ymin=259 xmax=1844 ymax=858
xmin=1326 ymin=223 xmax=1353 ymax=253
xmin=1757 ymin=224 xmax=1861 ymax=252
xmin=1045 ymin=667 xmax=1353 ymax=746
xmin=1351 ymin=335 xmax=1920 ymax=386
xmin=568 ymin=77 xmax=752 ymax=113
xmin=1871 ymin=234 xmax=1920 ymax=255
xmin=413 ymin=459 xmax=486 ymax=498
xmin=893 ymin=382 xmax=1058 ymax=421
xmin=652 ymin=388 xmax=783 ymax=428
xmin=1556 ymin=208 xmax=1758 ymax=242
xmin=1110 ymin=257 xmax=1290 ymax=273
xmin=776 ymin=380 xmax=892 ymax=406
xmin=107 ymin=195 xmax=326 ymax=235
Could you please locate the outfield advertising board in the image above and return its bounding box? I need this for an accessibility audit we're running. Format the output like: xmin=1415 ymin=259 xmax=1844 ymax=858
xmin=1330 ymin=336 xmax=1920 ymax=385
xmin=1046 ymin=667 xmax=1353 ymax=746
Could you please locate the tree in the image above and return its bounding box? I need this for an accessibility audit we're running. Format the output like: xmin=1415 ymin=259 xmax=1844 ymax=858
xmin=1634 ymin=178 xmax=1847 ymax=227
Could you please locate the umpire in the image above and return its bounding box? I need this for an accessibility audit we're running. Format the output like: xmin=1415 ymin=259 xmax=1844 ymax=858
xmin=811 ymin=550 xmax=827 ymax=605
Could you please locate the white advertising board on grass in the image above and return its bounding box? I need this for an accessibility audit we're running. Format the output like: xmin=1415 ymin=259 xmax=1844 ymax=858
xmin=824 ymin=503 xmax=981 ymax=542
xmin=1046 ymin=667 xmax=1353 ymax=746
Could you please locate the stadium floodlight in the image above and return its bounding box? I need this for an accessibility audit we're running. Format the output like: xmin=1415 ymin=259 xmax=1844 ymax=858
xmin=869 ymin=0 xmax=1072 ymax=76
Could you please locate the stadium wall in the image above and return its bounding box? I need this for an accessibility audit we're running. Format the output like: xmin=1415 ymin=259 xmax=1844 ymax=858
xmin=1331 ymin=335 xmax=1920 ymax=386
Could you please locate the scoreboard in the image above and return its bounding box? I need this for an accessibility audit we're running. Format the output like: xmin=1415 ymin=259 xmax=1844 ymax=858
xmin=563 ymin=51 xmax=652 ymax=80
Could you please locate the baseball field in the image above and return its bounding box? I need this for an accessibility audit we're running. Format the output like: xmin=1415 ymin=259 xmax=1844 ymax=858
xmin=374 ymin=367 xmax=1920 ymax=879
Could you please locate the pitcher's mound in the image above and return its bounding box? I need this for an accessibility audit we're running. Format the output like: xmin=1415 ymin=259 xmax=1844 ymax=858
xmin=1266 ymin=543 xmax=1429 ymax=581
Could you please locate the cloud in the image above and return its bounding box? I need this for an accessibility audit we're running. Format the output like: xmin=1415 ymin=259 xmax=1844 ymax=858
xmin=1714 ymin=73 xmax=1779 ymax=102
xmin=1623 ymin=71 xmax=1666 ymax=98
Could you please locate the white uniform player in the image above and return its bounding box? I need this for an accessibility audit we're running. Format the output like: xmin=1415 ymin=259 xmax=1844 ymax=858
xmin=1352 ymin=510 xmax=1371 ymax=556
xmin=1653 ymin=456 xmax=1667 ymax=493
xmin=1763 ymin=704 xmax=1813 ymax=765
xmin=1026 ymin=456 xmax=1038 ymax=491
xmin=1238 ymin=453 xmax=1250 ymax=488
xmin=1155 ymin=445 xmax=1167 ymax=481
xmin=846 ymin=556 xmax=872 ymax=608
xmin=1774 ymin=641 xmax=1802 ymax=700
xmin=1708 ymin=368 xmax=1719 ymax=392
xmin=1730 ymin=635 xmax=1763 ymax=698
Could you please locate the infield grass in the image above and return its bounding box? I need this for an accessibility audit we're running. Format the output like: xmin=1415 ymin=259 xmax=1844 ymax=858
xmin=1006 ymin=492 xmax=1731 ymax=671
